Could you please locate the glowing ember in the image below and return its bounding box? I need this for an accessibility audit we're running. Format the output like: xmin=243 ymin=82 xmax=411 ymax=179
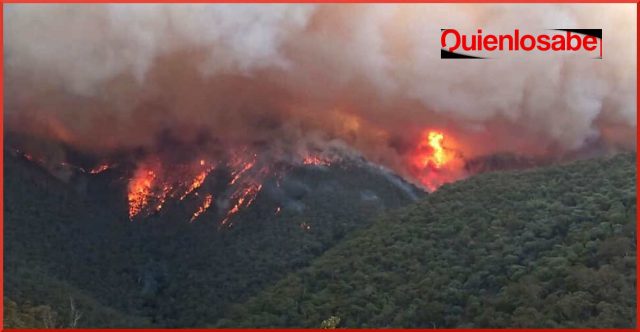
xmin=230 ymin=160 xmax=255 ymax=185
xmin=190 ymin=194 xmax=213 ymax=222
xmin=179 ymin=169 xmax=210 ymax=200
xmin=128 ymin=168 xmax=156 ymax=219
xmin=221 ymin=183 xmax=263 ymax=226
xmin=89 ymin=164 xmax=110 ymax=174
xmin=16 ymin=146 xmax=285 ymax=227
xmin=156 ymin=184 xmax=173 ymax=211
xmin=303 ymin=155 xmax=331 ymax=166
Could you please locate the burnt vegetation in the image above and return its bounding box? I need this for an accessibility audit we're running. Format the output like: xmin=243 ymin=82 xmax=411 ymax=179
xmin=4 ymin=151 xmax=636 ymax=328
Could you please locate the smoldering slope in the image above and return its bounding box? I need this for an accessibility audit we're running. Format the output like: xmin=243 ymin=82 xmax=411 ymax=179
xmin=4 ymin=4 xmax=637 ymax=187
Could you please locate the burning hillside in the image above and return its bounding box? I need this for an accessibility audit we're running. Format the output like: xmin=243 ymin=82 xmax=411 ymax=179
xmin=120 ymin=147 xmax=346 ymax=226
xmin=4 ymin=135 xmax=427 ymax=327
xmin=123 ymin=144 xmax=426 ymax=226
xmin=408 ymin=130 xmax=463 ymax=191
xmin=4 ymin=4 xmax=636 ymax=216
xmin=9 ymin=142 xmax=423 ymax=229
xmin=3 ymin=5 xmax=637 ymax=329
xmin=9 ymin=124 xmax=463 ymax=226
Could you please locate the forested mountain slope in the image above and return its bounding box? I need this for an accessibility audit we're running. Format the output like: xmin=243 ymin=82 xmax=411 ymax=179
xmin=218 ymin=153 xmax=637 ymax=328
xmin=5 ymin=151 xmax=420 ymax=327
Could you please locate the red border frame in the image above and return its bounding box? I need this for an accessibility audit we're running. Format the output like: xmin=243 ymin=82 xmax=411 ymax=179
xmin=2 ymin=3 xmax=5 ymax=330
xmin=0 ymin=2 xmax=637 ymax=331
xmin=635 ymin=2 xmax=638 ymax=330
xmin=0 ymin=0 xmax=637 ymax=3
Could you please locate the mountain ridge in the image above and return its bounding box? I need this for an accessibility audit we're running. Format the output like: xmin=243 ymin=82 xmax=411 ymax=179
xmin=216 ymin=153 xmax=636 ymax=328
xmin=4 ymin=148 xmax=422 ymax=327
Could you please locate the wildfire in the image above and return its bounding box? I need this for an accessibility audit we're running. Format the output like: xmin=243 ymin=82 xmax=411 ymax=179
xmin=416 ymin=131 xmax=451 ymax=169
xmin=179 ymin=169 xmax=210 ymax=200
xmin=89 ymin=164 xmax=111 ymax=174
xmin=128 ymin=168 xmax=157 ymax=219
xmin=123 ymin=150 xmax=272 ymax=226
xmin=302 ymin=155 xmax=331 ymax=166
xmin=190 ymin=194 xmax=213 ymax=222
xmin=221 ymin=182 xmax=263 ymax=227
xmin=229 ymin=159 xmax=255 ymax=185
xmin=14 ymin=143 xmax=338 ymax=227
xmin=15 ymin=143 xmax=344 ymax=227
xmin=155 ymin=184 xmax=173 ymax=211
xmin=410 ymin=130 xmax=458 ymax=191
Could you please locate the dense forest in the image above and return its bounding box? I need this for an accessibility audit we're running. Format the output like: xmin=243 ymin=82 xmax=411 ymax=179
xmin=217 ymin=153 xmax=637 ymax=328
xmin=5 ymin=152 xmax=637 ymax=327
xmin=4 ymin=151 xmax=420 ymax=327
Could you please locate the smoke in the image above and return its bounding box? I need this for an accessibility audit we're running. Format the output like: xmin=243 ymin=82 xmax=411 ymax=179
xmin=4 ymin=4 xmax=636 ymax=187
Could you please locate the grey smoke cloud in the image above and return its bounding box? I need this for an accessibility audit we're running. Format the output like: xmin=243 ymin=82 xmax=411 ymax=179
xmin=4 ymin=4 xmax=636 ymax=185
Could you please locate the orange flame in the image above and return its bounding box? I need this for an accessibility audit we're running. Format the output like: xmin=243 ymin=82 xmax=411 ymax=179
xmin=410 ymin=130 xmax=458 ymax=191
xmin=230 ymin=160 xmax=255 ymax=185
xmin=155 ymin=184 xmax=173 ymax=211
xmin=303 ymin=155 xmax=331 ymax=166
xmin=190 ymin=194 xmax=213 ymax=222
xmin=221 ymin=183 xmax=263 ymax=226
xmin=124 ymin=151 xmax=271 ymax=226
xmin=128 ymin=168 xmax=156 ymax=219
xmin=179 ymin=170 xmax=210 ymax=200
xmin=416 ymin=131 xmax=451 ymax=169
xmin=89 ymin=164 xmax=110 ymax=174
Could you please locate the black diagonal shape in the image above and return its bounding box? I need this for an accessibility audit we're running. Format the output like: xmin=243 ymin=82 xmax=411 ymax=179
xmin=441 ymin=49 xmax=486 ymax=59
xmin=553 ymin=29 xmax=602 ymax=39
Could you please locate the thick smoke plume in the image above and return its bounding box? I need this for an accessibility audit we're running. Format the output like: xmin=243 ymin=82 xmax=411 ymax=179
xmin=4 ymin=4 xmax=637 ymax=188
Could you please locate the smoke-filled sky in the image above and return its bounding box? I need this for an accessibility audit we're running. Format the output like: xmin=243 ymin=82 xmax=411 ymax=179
xmin=4 ymin=4 xmax=637 ymax=186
